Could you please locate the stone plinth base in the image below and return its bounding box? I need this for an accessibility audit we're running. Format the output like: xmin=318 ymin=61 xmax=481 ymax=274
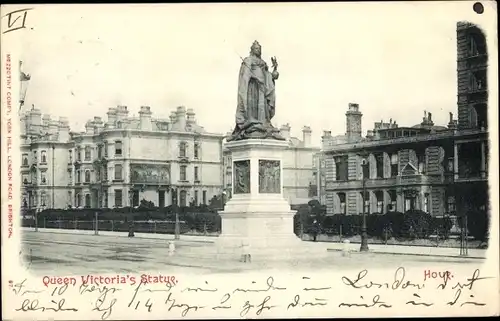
xmin=213 ymin=138 xmax=326 ymax=262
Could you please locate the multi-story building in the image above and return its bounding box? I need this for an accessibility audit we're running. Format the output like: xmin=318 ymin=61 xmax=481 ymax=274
xmin=454 ymin=21 xmax=489 ymax=215
xmin=320 ymin=103 xmax=460 ymax=216
xmin=223 ymin=125 xmax=320 ymax=205
xmin=318 ymin=22 xmax=489 ymax=217
xmin=20 ymin=105 xmax=225 ymax=210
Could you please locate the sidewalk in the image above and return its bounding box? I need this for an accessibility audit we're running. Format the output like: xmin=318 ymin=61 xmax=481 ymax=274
xmin=23 ymin=227 xmax=487 ymax=259
xmin=21 ymin=227 xmax=216 ymax=244
xmin=326 ymin=242 xmax=487 ymax=259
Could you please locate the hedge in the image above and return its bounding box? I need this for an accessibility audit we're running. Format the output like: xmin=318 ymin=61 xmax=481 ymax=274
xmin=295 ymin=210 xmax=457 ymax=241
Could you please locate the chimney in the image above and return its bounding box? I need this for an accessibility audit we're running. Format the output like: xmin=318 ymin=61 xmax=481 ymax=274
xmin=302 ymin=126 xmax=312 ymax=147
xmin=48 ymin=120 xmax=59 ymax=138
xmin=42 ymin=114 xmax=51 ymax=128
xmin=116 ymin=105 xmax=129 ymax=122
xmin=346 ymin=103 xmax=362 ymax=143
xmin=58 ymin=117 xmax=70 ymax=142
xmin=93 ymin=116 xmax=104 ymax=134
xmin=85 ymin=120 xmax=94 ymax=135
xmin=428 ymin=112 xmax=433 ymax=125
xmin=107 ymin=107 xmax=117 ymax=128
xmin=175 ymin=106 xmax=187 ymax=131
xmin=186 ymin=108 xmax=196 ymax=128
xmin=30 ymin=108 xmax=42 ymax=127
xmin=448 ymin=112 xmax=457 ymax=130
xmin=280 ymin=123 xmax=291 ymax=140
xmin=139 ymin=106 xmax=153 ymax=131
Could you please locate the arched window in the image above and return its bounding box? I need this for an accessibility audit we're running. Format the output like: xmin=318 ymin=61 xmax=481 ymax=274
xmin=179 ymin=190 xmax=187 ymax=207
xmin=179 ymin=142 xmax=187 ymax=158
xmin=85 ymin=170 xmax=91 ymax=183
xmin=85 ymin=194 xmax=91 ymax=208
xmin=41 ymin=150 xmax=47 ymax=163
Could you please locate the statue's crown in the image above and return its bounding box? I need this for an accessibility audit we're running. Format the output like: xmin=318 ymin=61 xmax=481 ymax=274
xmin=251 ymin=40 xmax=261 ymax=49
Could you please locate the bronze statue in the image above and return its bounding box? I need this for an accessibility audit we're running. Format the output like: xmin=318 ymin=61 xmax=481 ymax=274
xmin=227 ymin=41 xmax=285 ymax=142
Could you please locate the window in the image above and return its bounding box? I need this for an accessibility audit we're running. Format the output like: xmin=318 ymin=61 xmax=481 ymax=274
xmin=447 ymin=157 xmax=454 ymax=173
xmin=179 ymin=142 xmax=187 ymax=158
xmin=180 ymin=165 xmax=187 ymax=181
xmin=194 ymin=191 xmax=199 ymax=205
xmin=202 ymin=190 xmax=207 ymax=205
xmin=338 ymin=192 xmax=346 ymax=214
xmin=84 ymin=146 xmax=91 ymax=161
xmin=361 ymin=191 xmax=370 ymax=214
xmin=115 ymin=141 xmax=122 ymax=156
xmin=104 ymin=142 xmax=108 ymax=157
xmin=375 ymin=154 xmax=384 ymax=178
xmin=115 ymin=189 xmax=123 ymax=207
xmin=22 ymin=174 xmax=29 ymax=185
xmin=98 ymin=145 xmax=102 ymax=159
xmin=33 ymin=151 xmax=38 ymax=163
xmin=76 ymin=170 xmax=81 ymax=183
xmin=68 ymin=150 xmax=73 ymax=164
xmin=22 ymin=154 xmax=28 ymax=166
xmin=335 ymin=156 xmax=348 ymax=181
xmin=114 ymin=164 xmax=123 ymax=180
xmin=179 ymin=190 xmax=187 ymax=207
xmin=96 ymin=168 xmax=100 ymax=181
xmin=103 ymin=167 xmax=108 ymax=181
xmin=447 ymin=195 xmax=456 ymax=214
xmin=67 ymin=191 xmax=72 ymax=207
xmin=68 ymin=170 xmax=72 ymax=184
xmin=77 ymin=148 xmax=81 ymax=161
xmin=41 ymin=150 xmax=47 ymax=163
xmin=418 ymin=154 xmax=426 ymax=174
xmin=194 ymin=143 xmax=200 ymax=159
xmin=388 ymin=190 xmax=397 ymax=211
xmin=85 ymin=194 xmax=91 ymax=208
xmin=41 ymin=192 xmax=47 ymax=207
xmin=194 ymin=166 xmax=199 ymax=181
xmin=85 ymin=170 xmax=91 ymax=183
xmin=391 ymin=153 xmax=399 ymax=177
xmin=103 ymin=191 xmax=108 ymax=208
xmin=375 ymin=191 xmax=384 ymax=213
xmin=424 ymin=193 xmax=430 ymax=213
xmin=41 ymin=172 xmax=47 ymax=185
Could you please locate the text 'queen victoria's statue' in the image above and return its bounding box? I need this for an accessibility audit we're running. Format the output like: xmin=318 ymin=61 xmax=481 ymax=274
xmin=227 ymin=41 xmax=286 ymax=142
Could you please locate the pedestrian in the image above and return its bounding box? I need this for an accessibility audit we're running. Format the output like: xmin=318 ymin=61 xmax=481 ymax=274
xmin=240 ymin=239 xmax=251 ymax=263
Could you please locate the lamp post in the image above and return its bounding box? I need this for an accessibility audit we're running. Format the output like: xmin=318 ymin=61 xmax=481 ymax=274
xmin=360 ymin=157 xmax=369 ymax=252
xmin=128 ymin=189 xmax=135 ymax=237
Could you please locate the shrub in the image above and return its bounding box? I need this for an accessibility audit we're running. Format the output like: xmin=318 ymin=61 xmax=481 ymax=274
xmin=401 ymin=210 xmax=433 ymax=240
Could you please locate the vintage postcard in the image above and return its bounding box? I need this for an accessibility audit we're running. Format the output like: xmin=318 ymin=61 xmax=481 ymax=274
xmin=1 ymin=2 xmax=499 ymax=319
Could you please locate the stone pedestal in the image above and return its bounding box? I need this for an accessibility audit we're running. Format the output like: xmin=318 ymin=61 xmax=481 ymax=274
xmin=216 ymin=139 xmax=306 ymax=260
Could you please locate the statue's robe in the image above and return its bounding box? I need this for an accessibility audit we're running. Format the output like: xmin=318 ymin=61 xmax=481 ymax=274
xmin=232 ymin=56 xmax=276 ymax=136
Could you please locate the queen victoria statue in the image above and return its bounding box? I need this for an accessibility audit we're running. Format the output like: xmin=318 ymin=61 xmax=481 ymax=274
xmin=227 ymin=41 xmax=286 ymax=142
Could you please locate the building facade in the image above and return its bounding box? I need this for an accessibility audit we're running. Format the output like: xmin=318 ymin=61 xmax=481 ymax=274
xmin=318 ymin=22 xmax=490 ymax=217
xmin=20 ymin=105 xmax=225 ymax=210
xmin=453 ymin=21 xmax=489 ymax=215
xmin=223 ymin=125 xmax=320 ymax=205
xmin=321 ymin=103 xmax=460 ymax=216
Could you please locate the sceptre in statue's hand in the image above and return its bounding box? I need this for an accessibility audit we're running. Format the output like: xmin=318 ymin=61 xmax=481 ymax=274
xmin=271 ymin=56 xmax=279 ymax=80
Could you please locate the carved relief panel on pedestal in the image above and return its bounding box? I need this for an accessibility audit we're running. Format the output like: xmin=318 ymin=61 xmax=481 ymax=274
xmin=259 ymin=160 xmax=281 ymax=194
xmin=233 ymin=160 xmax=250 ymax=194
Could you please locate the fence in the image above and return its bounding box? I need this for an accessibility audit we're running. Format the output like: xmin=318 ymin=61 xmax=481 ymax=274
xmin=22 ymin=218 xmax=221 ymax=236
xmin=293 ymin=211 xmax=483 ymax=249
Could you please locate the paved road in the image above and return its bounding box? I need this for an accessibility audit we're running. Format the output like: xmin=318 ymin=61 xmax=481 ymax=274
xmin=22 ymin=231 xmax=482 ymax=276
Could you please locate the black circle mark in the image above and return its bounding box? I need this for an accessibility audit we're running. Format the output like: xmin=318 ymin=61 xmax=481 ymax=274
xmin=473 ymin=2 xmax=484 ymax=14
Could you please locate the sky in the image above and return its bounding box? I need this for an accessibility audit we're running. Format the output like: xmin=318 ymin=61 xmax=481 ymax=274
xmin=7 ymin=2 xmax=497 ymax=147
